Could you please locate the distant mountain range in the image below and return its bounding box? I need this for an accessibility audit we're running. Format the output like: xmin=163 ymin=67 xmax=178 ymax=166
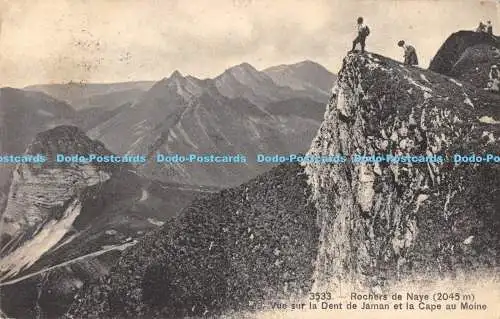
xmin=77 ymin=61 xmax=335 ymax=187
xmin=86 ymin=62 xmax=334 ymax=187
xmin=0 ymin=60 xmax=336 ymax=317
xmin=0 ymin=60 xmax=336 ymax=190
xmin=25 ymin=81 xmax=156 ymax=111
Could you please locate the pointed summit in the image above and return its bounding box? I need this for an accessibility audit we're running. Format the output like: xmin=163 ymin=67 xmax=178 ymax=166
xmin=169 ymin=70 xmax=184 ymax=80
xmin=150 ymin=70 xmax=186 ymax=93
xmin=153 ymin=70 xmax=184 ymax=87
xmin=216 ymin=62 xmax=273 ymax=88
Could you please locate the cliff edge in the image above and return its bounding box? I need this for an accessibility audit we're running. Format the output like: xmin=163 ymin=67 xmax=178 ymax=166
xmin=306 ymin=51 xmax=500 ymax=291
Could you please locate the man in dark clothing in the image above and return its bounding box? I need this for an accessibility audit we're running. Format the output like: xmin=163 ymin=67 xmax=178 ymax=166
xmin=398 ymin=40 xmax=419 ymax=66
xmin=351 ymin=17 xmax=370 ymax=53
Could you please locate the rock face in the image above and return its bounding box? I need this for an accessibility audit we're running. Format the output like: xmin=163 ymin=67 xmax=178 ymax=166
xmin=0 ymin=88 xmax=76 ymax=214
xmin=65 ymin=163 xmax=319 ymax=318
xmin=0 ymin=126 xmax=209 ymax=318
xmin=306 ymin=51 xmax=500 ymax=291
xmin=1 ymin=126 xmax=112 ymax=264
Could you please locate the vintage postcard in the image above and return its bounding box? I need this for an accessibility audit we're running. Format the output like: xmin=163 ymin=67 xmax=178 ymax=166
xmin=0 ymin=0 xmax=499 ymax=318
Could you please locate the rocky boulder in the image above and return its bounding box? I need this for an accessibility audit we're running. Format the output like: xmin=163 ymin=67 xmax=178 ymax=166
xmin=429 ymin=30 xmax=500 ymax=90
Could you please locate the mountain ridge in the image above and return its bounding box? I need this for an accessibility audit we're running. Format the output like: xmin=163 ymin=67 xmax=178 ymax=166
xmin=88 ymin=61 xmax=332 ymax=187
xmin=24 ymin=60 xmax=335 ymax=110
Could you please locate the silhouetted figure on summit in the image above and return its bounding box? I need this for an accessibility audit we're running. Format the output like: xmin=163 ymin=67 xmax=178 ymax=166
xmin=350 ymin=17 xmax=370 ymax=53
xmin=476 ymin=21 xmax=486 ymax=33
xmin=398 ymin=40 xmax=419 ymax=66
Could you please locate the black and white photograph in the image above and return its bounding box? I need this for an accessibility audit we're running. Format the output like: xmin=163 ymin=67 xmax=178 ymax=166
xmin=0 ymin=0 xmax=499 ymax=318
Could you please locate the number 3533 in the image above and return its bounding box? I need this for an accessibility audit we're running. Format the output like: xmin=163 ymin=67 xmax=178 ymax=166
xmin=309 ymin=292 xmax=332 ymax=301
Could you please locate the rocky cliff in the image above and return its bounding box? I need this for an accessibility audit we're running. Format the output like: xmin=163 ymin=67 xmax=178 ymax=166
xmin=306 ymin=50 xmax=500 ymax=291
xmin=429 ymin=30 xmax=499 ymax=75
xmin=0 ymin=88 xmax=76 ymax=218
xmin=0 ymin=126 xmax=208 ymax=318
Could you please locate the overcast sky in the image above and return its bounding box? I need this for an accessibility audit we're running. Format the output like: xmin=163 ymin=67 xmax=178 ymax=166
xmin=0 ymin=0 xmax=498 ymax=87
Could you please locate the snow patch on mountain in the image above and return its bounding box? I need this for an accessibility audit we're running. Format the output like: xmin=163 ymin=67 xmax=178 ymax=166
xmin=0 ymin=199 xmax=82 ymax=281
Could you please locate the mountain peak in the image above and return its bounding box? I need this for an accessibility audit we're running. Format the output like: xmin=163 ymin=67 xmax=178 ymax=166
xmin=263 ymin=60 xmax=336 ymax=98
xmin=221 ymin=62 xmax=261 ymax=78
xmin=169 ymin=70 xmax=184 ymax=79
xmin=27 ymin=125 xmax=112 ymax=169
xmin=151 ymin=70 xmax=186 ymax=93
xmin=429 ymin=30 xmax=499 ymax=75
xmin=235 ymin=62 xmax=256 ymax=70
xmin=155 ymin=70 xmax=184 ymax=85
xmin=293 ymin=59 xmax=319 ymax=66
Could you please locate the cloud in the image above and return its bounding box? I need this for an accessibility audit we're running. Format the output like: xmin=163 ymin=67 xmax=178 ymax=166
xmin=0 ymin=0 xmax=498 ymax=87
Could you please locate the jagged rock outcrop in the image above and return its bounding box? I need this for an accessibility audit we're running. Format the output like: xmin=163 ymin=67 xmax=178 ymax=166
xmin=1 ymin=126 xmax=113 ymax=278
xmin=0 ymin=88 xmax=76 ymax=217
xmin=306 ymin=51 xmax=500 ymax=291
xmin=65 ymin=163 xmax=319 ymax=318
xmin=429 ymin=30 xmax=500 ymax=89
xmin=429 ymin=30 xmax=499 ymax=74
xmin=0 ymin=126 xmax=208 ymax=318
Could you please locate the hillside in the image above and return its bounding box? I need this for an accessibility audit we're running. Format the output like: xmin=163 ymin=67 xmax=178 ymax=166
xmin=0 ymin=88 xmax=75 ymax=157
xmin=66 ymin=163 xmax=319 ymax=318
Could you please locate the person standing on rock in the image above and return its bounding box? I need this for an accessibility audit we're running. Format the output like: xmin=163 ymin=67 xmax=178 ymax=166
xmin=397 ymin=40 xmax=419 ymax=66
xmin=350 ymin=17 xmax=370 ymax=53
xmin=487 ymin=21 xmax=493 ymax=35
